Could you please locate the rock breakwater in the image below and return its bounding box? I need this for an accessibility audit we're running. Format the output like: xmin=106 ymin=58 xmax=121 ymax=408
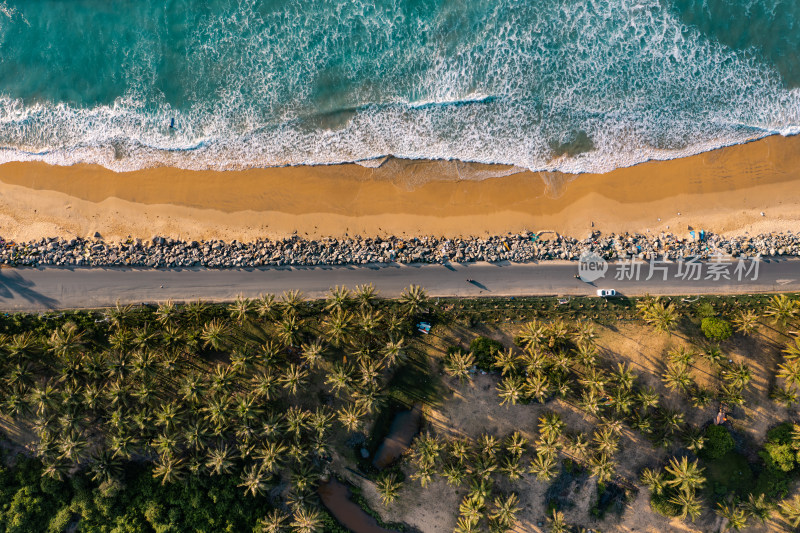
xmin=0 ymin=231 xmax=798 ymax=268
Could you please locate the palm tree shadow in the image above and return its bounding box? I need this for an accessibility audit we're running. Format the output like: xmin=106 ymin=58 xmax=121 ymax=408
xmin=0 ymin=270 xmax=58 ymax=309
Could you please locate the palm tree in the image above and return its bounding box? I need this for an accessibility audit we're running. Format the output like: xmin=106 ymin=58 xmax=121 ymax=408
xmin=643 ymin=299 xmax=679 ymax=333
xmin=640 ymin=467 xmax=666 ymax=495
xmin=717 ymin=503 xmax=747 ymax=531
xmin=152 ymin=454 xmax=185 ymax=485
xmin=547 ymin=509 xmax=568 ymax=533
xmin=670 ymin=490 xmax=703 ymax=522
xmin=239 ymin=463 xmax=269 ymax=497
xmin=777 ymin=357 xmax=800 ymax=389
xmin=376 ymin=473 xmax=402 ymax=506
xmin=399 ymin=285 xmax=427 ymax=317
xmin=325 ymin=285 xmax=352 ymax=313
xmin=724 ymin=361 xmax=752 ymax=390
xmin=501 ymin=455 xmax=525 ymax=481
xmin=529 ymin=452 xmax=557 ymax=481
xmin=505 ymin=431 xmax=528 ymax=457
xmin=458 ymin=493 xmax=486 ymax=524
xmin=579 ymin=367 xmax=608 ymax=395
xmin=105 ymin=301 xmax=134 ymax=330
xmin=444 ymin=350 xmax=475 ymax=383
xmin=229 ymin=294 xmax=254 ymax=324
xmin=323 ymin=309 xmax=352 ymax=348
xmin=49 ymin=322 xmax=85 ymax=359
xmin=664 ymin=456 xmax=706 ymax=494
xmin=259 ymin=509 xmax=289 ymax=533
xmin=589 ymin=453 xmax=615 ymax=484
xmin=454 ymin=516 xmax=479 ymax=533
xmin=573 ymin=320 xmax=596 ymax=346
xmin=280 ymin=363 xmax=309 ymax=395
xmin=281 ymin=289 xmax=306 ymax=317
xmin=155 ymin=299 xmax=178 ymax=327
xmin=636 ymin=387 xmax=660 ymax=410
xmin=578 ymin=388 xmax=603 ymax=417
xmin=324 ymin=362 xmax=352 ymax=397
xmin=441 ymin=462 xmax=468 ymax=487
xmin=765 ymin=294 xmax=798 ymax=328
xmin=567 ymin=433 xmax=591 ymax=462
xmin=5 ymin=331 xmax=38 ymax=362
xmin=524 ymin=371 xmax=551 ymax=404
xmin=255 ymin=439 xmax=287 ymax=473
xmin=732 ymin=309 xmax=760 ymax=336
xmin=201 ymin=319 xmax=229 ymax=351
xmin=574 ymin=342 xmax=598 ymax=368
xmin=290 ymin=464 xmax=319 ymax=494
xmin=449 ymin=438 xmax=472 ymax=463
xmin=778 ymin=494 xmax=800 ymax=529
xmin=492 ymin=348 xmax=519 ymax=376
xmin=784 ymin=336 xmax=800 ymax=360
xmin=740 ymin=493 xmax=772 ymax=524
xmin=254 ymin=293 xmax=279 ymax=321
xmin=277 ymin=314 xmax=303 ymax=347
xmin=381 ymin=337 xmax=405 ymax=368
xmin=337 ymin=403 xmax=365 ymax=432
xmin=490 ymin=493 xmax=520 ymax=529
xmin=186 ymin=299 xmax=209 ymax=325
xmin=662 ymin=361 xmax=692 ymax=393
xmin=772 ymin=385 xmax=798 ymax=407
xmin=300 ymin=340 xmax=325 ymax=369
xmin=354 ymin=283 xmax=378 ymax=308
xmin=518 ymin=320 xmax=545 ymax=351
xmin=612 ymin=362 xmax=636 ymax=390
xmin=538 ymin=412 xmax=565 ymax=441
xmin=660 ymin=409 xmax=685 ymax=436
xmin=355 ymin=307 xmax=381 ymax=339
xmin=592 ymin=427 xmax=619 ymax=456
xmin=497 ymin=376 xmax=525 ymax=406
xmin=683 ymin=429 xmax=706 ymax=454
xmin=89 ymin=450 xmax=123 ymax=483
xmin=290 ymin=506 xmax=323 ymax=533
xmin=691 ymin=386 xmax=714 ymax=408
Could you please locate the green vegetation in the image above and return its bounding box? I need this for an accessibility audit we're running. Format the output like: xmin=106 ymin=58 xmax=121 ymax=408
xmin=700 ymin=316 xmax=733 ymax=341
xmin=0 ymin=284 xmax=432 ymax=532
xmin=701 ymin=425 xmax=735 ymax=460
xmin=1 ymin=289 xmax=800 ymax=532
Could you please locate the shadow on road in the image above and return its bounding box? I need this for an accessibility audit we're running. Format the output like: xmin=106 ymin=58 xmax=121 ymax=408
xmin=468 ymin=280 xmax=491 ymax=292
xmin=0 ymin=270 xmax=58 ymax=309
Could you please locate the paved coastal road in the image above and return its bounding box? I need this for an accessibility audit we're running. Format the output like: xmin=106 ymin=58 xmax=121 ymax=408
xmin=0 ymin=258 xmax=799 ymax=311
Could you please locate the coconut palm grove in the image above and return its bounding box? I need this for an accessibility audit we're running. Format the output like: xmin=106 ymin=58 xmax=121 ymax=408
xmin=0 ymin=288 xmax=800 ymax=532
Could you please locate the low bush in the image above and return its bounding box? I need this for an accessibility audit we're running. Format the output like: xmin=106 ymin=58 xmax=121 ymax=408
xmin=469 ymin=336 xmax=504 ymax=371
xmin=702 ymin=425 xmax=735 ymax=460
xmin=758 ymin=423 xmax=799 ymax=474
xmin=701 ymin=317 xmax=733 ymax=341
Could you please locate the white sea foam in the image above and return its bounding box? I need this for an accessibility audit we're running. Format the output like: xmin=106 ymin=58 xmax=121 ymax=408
xmin=0 ymin=0 xmax=797 ymax=175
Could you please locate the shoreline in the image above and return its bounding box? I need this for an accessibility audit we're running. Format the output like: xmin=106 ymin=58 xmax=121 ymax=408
xmin=0 ymin=134 xmax=799 ymax=242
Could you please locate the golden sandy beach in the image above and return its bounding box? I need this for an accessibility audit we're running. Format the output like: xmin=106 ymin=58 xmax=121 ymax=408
xmin=1 ymin=134 xmax=799 ymax=242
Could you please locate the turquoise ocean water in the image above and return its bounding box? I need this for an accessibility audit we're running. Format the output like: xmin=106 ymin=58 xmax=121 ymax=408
xmin=0 ymin=0 xmax=798 ymax=173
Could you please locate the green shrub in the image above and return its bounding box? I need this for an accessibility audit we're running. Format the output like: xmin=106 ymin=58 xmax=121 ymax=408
xmin=702 ymin=425 xmax=735 ymax=459
xmin=701 ymin=317 xmax=733 ymax=341
xmin=759 ymin=423 xmax=799 ymax=473
xmin=469 ymin=336 xmax=504 ymax=371
xmin=649 ymin=491 xmax=680 ymax=517
xmin=695 ymin=302 xmax=717 ymax=319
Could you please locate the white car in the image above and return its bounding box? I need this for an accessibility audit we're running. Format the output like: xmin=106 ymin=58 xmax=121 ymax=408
xmin=596 ymin=289 xmax=616 ymax=297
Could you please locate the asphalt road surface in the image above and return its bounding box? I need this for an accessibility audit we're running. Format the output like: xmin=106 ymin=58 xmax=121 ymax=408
xmin=0 ymin=258 xmax=798 ymax=311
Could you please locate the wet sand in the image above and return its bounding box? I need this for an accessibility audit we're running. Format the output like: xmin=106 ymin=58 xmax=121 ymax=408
xmin=0 ymin=134 xmax=799 ymax=242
